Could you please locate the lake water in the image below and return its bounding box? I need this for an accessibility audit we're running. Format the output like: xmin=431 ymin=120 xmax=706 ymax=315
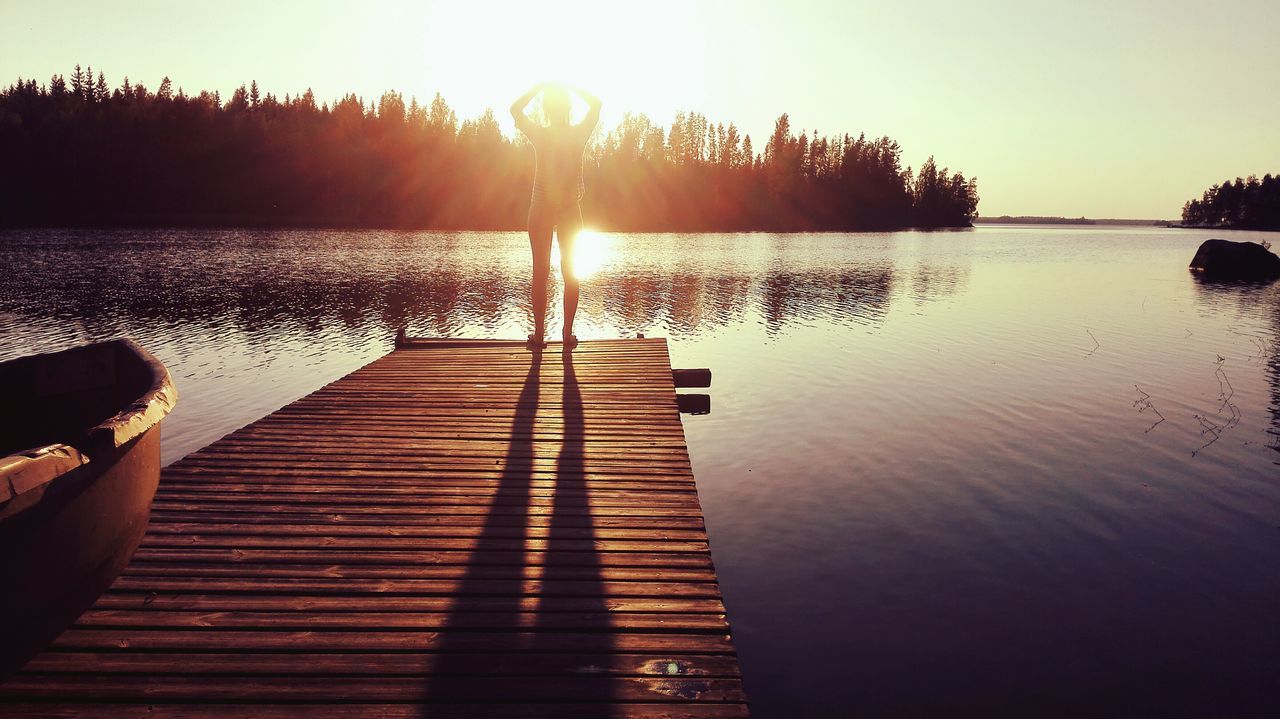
xmin=2 ymin=226 xmax=1277 ymax=717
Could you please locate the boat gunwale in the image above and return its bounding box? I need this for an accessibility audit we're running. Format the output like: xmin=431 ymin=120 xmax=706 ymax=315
xmin=86 ymin=338 xmax=178 ymax=451
xmin=0 ymin=339 xmax=177 ymax=501
xmin=0 ymin=444 xmax=90 ymax=505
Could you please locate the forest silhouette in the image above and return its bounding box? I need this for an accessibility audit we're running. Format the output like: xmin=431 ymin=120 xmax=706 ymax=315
xmin=0 ymin=68 xmax=979 ymax=230
xmin=1181 ymin=174 xmax=1280 ymax=231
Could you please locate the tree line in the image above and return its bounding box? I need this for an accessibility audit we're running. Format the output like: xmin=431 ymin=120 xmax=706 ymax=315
xmin=0 ymin=67 xmax=979 ymax=231
xmin=1181 ymin=175 xmax=1280 ymax=231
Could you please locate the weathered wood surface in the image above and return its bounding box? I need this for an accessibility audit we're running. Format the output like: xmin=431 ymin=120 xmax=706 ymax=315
xmin=0 ymin=338 xmax=746 ymax=718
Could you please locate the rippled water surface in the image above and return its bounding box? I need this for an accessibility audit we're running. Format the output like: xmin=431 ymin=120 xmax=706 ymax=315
xmin=2 ymin=226 xmax=1278 ymax=716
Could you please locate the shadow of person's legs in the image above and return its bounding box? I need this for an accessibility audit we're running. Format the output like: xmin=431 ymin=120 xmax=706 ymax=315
xmin=427 ymin=347 xmax=542 ymax=700
xmin=529 ymin=347 xmax=615 ymax=712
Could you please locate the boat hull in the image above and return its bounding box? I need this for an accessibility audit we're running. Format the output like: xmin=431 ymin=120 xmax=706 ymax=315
xmin=0 ymin=340 xmax=175 ymax=677
xmin=0 ymin=429 xmax=160 ymax=676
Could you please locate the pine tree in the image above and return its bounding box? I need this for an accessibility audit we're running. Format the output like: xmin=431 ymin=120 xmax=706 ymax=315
xmin=797 ymin=132 xmax=809 ymax=178
xmin=428 ymin=92 xmax=457 ymax=137
xmin=378 ymin=91 xmax=405 ymax=124
xmin=668 ymin=112 xmax=694 ymax=165
xmin=70 ymin=64 xmax=85 ymax=100
xmin=228 ymin=85 xmax=249 ymax=112
xmin=765 ymin=114 xmax=791 ymax=167
xmin=407 ymin=97 xmax=426 ymax=129
xmin=723 ymin=124 xmax=740 ymax=169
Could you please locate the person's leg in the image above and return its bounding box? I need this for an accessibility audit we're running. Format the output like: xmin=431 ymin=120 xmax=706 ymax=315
xmin=528 ymin=203 xmax=553 ymax=344
xmin=555 ymin=204 xmax=583 ymax=343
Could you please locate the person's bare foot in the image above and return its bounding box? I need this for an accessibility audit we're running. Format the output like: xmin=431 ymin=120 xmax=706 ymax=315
xmin=527 ymin=331 xmax=546 ymax=348
xmin=562 ymin=332 xmax=578 ymax=349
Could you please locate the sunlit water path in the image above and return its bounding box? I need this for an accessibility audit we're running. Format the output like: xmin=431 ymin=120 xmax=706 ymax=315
xmin=3 ymin=226 xmax=1277 ymax=717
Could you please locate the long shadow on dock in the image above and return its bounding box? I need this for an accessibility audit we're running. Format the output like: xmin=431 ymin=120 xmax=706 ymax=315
xmin=532 ymin=349 xmax=616 ymax=712
xmin=428 ymin=346 xmax=613 ymax=712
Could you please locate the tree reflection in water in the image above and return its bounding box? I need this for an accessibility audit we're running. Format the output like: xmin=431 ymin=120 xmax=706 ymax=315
xmin=0 ymin=229 xmax=973 ymax=359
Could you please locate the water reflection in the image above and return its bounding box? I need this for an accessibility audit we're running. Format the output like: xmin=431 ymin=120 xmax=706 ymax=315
xmin=558 ymin=229 xmax=614 ymax=280
xmin=0 ymin=229 xmax=969 ymax=354
xmin=1189 ymin=274 xmax=1280 ymax=463
xmin=1272 ymin=304 xmax=1280 ymax=461
xmin=0 ymin=229 xmax=968 ymax=468
xmin=4 ymin=226 xmax=1280 ymax=717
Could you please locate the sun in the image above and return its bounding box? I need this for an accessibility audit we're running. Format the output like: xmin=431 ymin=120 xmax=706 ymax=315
xmin=418 ymin=0 xmax=709 ymax=132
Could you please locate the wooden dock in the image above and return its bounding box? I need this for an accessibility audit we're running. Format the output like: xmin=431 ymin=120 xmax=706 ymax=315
xmin=1 ymin=338 xmax=747 ymax=718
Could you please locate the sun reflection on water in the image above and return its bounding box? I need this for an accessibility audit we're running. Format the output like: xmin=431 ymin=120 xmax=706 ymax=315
xmin=552 ymin=229 xmax=614 ymax=280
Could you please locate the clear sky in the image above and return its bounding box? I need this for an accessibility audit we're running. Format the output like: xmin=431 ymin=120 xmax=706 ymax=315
xmin=4 ymin=0 xmax=1277 ymax=218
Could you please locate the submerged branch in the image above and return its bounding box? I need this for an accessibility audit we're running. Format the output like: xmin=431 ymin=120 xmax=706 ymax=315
xmin=1132 ymin=384 xmax=1165 ymax=434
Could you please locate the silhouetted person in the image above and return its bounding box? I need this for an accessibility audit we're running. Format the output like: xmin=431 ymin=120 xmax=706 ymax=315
xmin=510 ymin=83 xmax=601 ymax=347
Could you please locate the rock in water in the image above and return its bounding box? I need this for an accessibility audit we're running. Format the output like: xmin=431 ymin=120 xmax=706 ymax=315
xmin=1188 ymin=238 xmax=1280 ymax=281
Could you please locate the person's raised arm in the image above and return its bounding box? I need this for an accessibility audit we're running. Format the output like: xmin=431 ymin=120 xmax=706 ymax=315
xmin=510 ymin=83 xmax=543 ymax=136
xmin=573 ymin=86 xmax=602 ymax=132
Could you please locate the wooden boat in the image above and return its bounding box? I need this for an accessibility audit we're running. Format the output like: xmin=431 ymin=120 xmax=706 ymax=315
xmin=0 ymin=339 xmax=177 ymax=677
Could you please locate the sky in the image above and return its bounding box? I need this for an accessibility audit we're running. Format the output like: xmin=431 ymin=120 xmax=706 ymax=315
xmin=3 ymin=0 xmax=1278 ymax=219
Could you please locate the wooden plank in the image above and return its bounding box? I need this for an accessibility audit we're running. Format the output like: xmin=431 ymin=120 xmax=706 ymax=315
xmin=48 ymin=629 xmax=737 ymax=653
xmin=159 ymin=465 xmax=698 ymax=481
xmin=0 ymin=705 xmax=749 ymax=719
xmin=92 ymin=593 xmax=728 ymax=614
xmin=118 ymin=563 xmax=719 ymax=583
xmin=73 ymin=609 xmax=730 ymax=632
xmin=0 ymin=338 xmax=746 ymax=716
xmin=154 ymin=477 xmax=701 ymax=492
xmin=130 ymin=548 xmax=715 ymax=566
xmin=0 ymin=675 xmax=747 ymax=703
xmin=23 ymin=652 xmax=742 ymax=677
xmin=153 ymin=487 xmax=701 ymax=502
xmin=142 ymin=515 xmax=709 ymax=531
xmin=168 ymin=457 xmax=695 ymax=474
xmin=141 ymin=506 xmax=708 ymax=521
xmin=100 ymin=576 xmax=724 ymax=598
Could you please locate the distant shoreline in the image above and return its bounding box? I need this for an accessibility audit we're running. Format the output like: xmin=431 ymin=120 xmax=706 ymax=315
xmin=975 ymin=215 xmax=1173 ymax=227
xmin=29 ymin=216 xmax=1280 ymax=233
